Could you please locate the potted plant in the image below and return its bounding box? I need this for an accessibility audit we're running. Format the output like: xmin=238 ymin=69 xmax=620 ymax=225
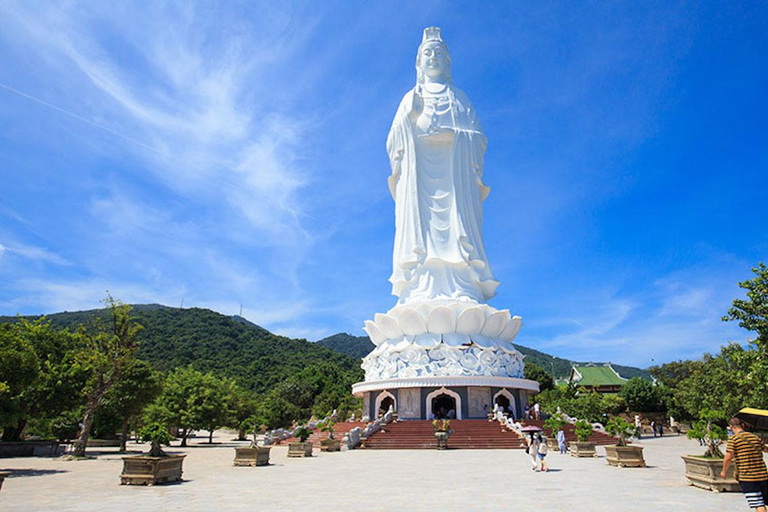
xmin=287 ymin=426 xmax=313 ymax=457
xmin=433 ymin=419 xmax=451 ymax=450
xmin=319 ymin=420 xmax=340 ymax=452
xmin=543 ymin=416 xmax=566 ymax=451
xmin=570 ymin=419 xmax=596 ymax=457
xmin=120 ymin=422 xmax=185 ymax=485
xmin=233 ymin=422 xmax=271 ymax=467
xmin=604 ymin=417 xmax=645 ymax=467
xmin=681 ymin=410 xmax=738 ymax=492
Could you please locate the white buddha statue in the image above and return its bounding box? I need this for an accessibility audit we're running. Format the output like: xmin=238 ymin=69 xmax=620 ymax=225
xmin=387 ymin=27 xmax=498 ymax=305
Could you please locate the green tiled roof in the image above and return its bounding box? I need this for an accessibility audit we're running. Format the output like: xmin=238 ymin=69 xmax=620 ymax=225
xmin=571 ymin=365 xmax=627 ymax=387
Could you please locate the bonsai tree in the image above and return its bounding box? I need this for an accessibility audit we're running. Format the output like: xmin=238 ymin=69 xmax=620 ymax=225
xmin=138 ymin=422 xmax=174 ymax=457
xmin=544 ymin=416 xmax=567 ymax=435
xmin=320 ymin=419 xmax=335 ymax=439
xmin=294 ymin=425 xmax=312 ymax=443
xmin=574 ymin=419 xmax=593 ymax=442
xmin=687 ymin=409 xmax=728 ymax=458
xmin=605 ymin=417 xmax=640 ymax=446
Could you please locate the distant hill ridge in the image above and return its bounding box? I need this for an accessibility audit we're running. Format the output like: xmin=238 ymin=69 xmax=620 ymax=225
xmin=316 ymin=333 xmax=652 ymax=381
xmin=0 ymin=305 xmax=362 ymax=394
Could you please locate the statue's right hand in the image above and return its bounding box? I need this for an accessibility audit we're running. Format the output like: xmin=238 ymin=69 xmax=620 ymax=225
xmin=407 ymin=90 xmax=423 ymax=119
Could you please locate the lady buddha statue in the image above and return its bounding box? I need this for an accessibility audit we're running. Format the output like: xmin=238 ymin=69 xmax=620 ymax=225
xmin=387 ymin=27 xmax=498 ymax=305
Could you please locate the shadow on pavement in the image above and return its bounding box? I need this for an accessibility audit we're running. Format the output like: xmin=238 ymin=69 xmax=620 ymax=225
xmin=6 ymin=468 xmax=68 ymax=478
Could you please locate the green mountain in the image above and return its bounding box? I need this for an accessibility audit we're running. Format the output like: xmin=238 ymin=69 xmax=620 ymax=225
xmin=316 ymin=333 xmax=652 ymax=381
xmin=1 ymin=306 xmax=363 ymax=394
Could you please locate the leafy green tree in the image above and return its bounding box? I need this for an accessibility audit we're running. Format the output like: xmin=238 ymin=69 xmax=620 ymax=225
xmin=0 ymin=319 xmax=84 ymax=441
xmin=230 ymin=388 xmax=259 ymax=441
xmin=148 ymin=366 xmax=234 ymax=445
xmin=0 ymin=323 xmax=40 ymax=437
xmin=620 ymin=377 xmax=661 ymax=412
xmin=524 ymin=362 xmax=555 ymax=391
xmin=97 ymin=359 xmax=163 ymax=451
xmin=674 ymin=343 xmax=767 ymax=419
xmin=73 ymin=297 xmax=142 ymax=457
xmin=256 ymin=391 xmax=302 ymax=430
xmin=723 ymin=262 xmax=768 ymax=353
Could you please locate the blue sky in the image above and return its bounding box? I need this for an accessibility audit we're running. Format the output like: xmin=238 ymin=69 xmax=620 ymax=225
xmin=1 ymin=2 xmax=766 ymax=367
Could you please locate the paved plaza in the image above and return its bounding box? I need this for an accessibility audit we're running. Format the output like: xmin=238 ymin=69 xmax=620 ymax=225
xmin=1 ymin=431 xmax=762 ymax=512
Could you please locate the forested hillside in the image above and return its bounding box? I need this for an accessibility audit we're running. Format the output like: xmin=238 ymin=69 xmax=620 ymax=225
xmin=316 ymin=333 xmax=652 ymax=380
xmin=1 ymin=305 xmax=363 ymax=394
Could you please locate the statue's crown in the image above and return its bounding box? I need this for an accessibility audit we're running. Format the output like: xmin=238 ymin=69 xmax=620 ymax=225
xmin=422 ymin=26 xmax=444 ymax=45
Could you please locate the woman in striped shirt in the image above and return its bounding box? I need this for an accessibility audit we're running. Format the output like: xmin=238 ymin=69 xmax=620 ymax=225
xmin=721 ymin=417 xmax=768 ymax=511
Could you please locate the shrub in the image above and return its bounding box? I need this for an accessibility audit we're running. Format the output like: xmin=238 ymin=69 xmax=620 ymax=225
xmin=138 ymin=422 xmax=174 ymax=457
xmin=574 ymin=420 xmax=593 ymax=442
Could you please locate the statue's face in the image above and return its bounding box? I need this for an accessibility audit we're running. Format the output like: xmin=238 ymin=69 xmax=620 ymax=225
xmin=419 ymin=41 xmax=449 ymax=80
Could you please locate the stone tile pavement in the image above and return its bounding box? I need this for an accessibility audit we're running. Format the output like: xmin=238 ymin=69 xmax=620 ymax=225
xmin=0 ymin=431 xmax=762 ymax=512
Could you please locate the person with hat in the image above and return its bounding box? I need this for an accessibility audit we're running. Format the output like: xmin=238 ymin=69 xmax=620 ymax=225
xmin=721 ymin=417 xmax=768 ymax=511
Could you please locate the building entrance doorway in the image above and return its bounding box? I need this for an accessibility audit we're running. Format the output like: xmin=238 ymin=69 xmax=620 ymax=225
xmin=495 ymin=394 xmax=511 ymax=410
xmin=432 ymin=394 xmax=457 ymax=419
xmin=379 ymin=396 xmax=395 ymax=416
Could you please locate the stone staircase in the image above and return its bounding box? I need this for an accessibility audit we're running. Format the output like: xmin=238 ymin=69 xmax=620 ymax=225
xmin=522 ymin=420 xmax=620 ymax=446
xmin=364 ymin=419 xmax=525 ymax=449
xmin=306 ymin=422 xmax=367 ymax=447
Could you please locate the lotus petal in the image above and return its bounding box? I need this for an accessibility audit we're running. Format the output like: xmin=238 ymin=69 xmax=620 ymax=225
xmin=398 ymin=308 xmax=428 ymax=336
xmin=375 ymin=312 xmax=403 ymax=339
xmin=364 ymin=320 xmax=387 ymax=346
xmin=392 ymin=337 xmax=411 ymax=351
xmin=414 ymin=332 xmax=441 ymax=348
xmin=456 ymin=306 xmax=485 ymax=334
xmin=427 ymin=306 xmax=456 ymax=334
xmin=443 ymin=332 xmax=470 ymax=347
xmin=472 ymin=334 xmax=498 ymax=349
xmin=481 ymin=309 xmax=511 ymax=338
xmin=498 ymin=315 xmax=522 ymax=342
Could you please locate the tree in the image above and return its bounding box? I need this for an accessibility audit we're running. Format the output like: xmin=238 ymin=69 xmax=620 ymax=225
xmin=229 ymin=388 xmax=259 ymax=441
xmin=619 ymin=377 xmax=661 ymax=412
xmin=674 ymin=343 xmax=768 ymax=419
xmin=98 ymin=359 xmax=163 ymax=451
xmin=73 ymin=297 xmax=142 ymax=457
xmin=524 ymin=362 xmax=555 ymax=391
xmin=0 ymin=319 xmax=84 ymax=441
xmin=148 ymin=367 xmax=234 ymax=445
xmin=723 ymin=262 xmax=768 ymax=353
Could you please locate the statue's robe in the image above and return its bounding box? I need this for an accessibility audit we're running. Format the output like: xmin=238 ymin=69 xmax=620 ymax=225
xmin=386 ymin=86 xmax=498 ymax=304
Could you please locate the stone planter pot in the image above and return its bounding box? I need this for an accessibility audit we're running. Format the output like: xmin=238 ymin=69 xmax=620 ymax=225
xmin=320 ymin=439 xmax=341 ymax=452
xmin=0 ymin=471 xmax=9 ymax=491
xmin=605 ymin=445 xmax=646 ymax=467
xmin=120 ymin=454 xmax=185 ymax=485
xmin=435 ymin=431 xmax=450 ymax=450
xmin=681 ymin=455 xmax=739 ymax=492
xmin=287 ymin=442 xmax=313 ymax=458
xmin=570 ymin=441 xmax=597 ymax=457
xmin=233 ymin=446 xmax=272 ymax=466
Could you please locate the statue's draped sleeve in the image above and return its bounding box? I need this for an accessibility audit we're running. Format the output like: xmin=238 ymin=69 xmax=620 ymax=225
xmin=387 ymin=89 xmax=425 ymax=295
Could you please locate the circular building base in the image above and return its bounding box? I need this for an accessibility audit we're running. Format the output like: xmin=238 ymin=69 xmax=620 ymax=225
xmin=353 ymin=376 xmax=539 ymax=421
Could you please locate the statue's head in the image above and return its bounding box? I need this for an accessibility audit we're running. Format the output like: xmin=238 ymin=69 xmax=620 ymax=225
xmin=416 ymin=26 xmax=452 ymax=84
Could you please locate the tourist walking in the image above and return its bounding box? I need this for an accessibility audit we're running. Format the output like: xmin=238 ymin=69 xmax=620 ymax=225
xmin=537 ymin=433 xmax=549 ymax=472
xmin=533 ymin=402 xmax=541 ymax=420
xmin=657 ymin=422 xmax=664 ymax=437
xmin=527 ymin=433 xmax=540 ymax=471
xmin=650 ymin=420 xmax=657 ymax=437
xmin=524 ymin=404 xmax=530 ymax=420
xmin=557 ymin=427 xmax=567 ymax=454
xmin=720 ymin=417 xmax=768 ymax=512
